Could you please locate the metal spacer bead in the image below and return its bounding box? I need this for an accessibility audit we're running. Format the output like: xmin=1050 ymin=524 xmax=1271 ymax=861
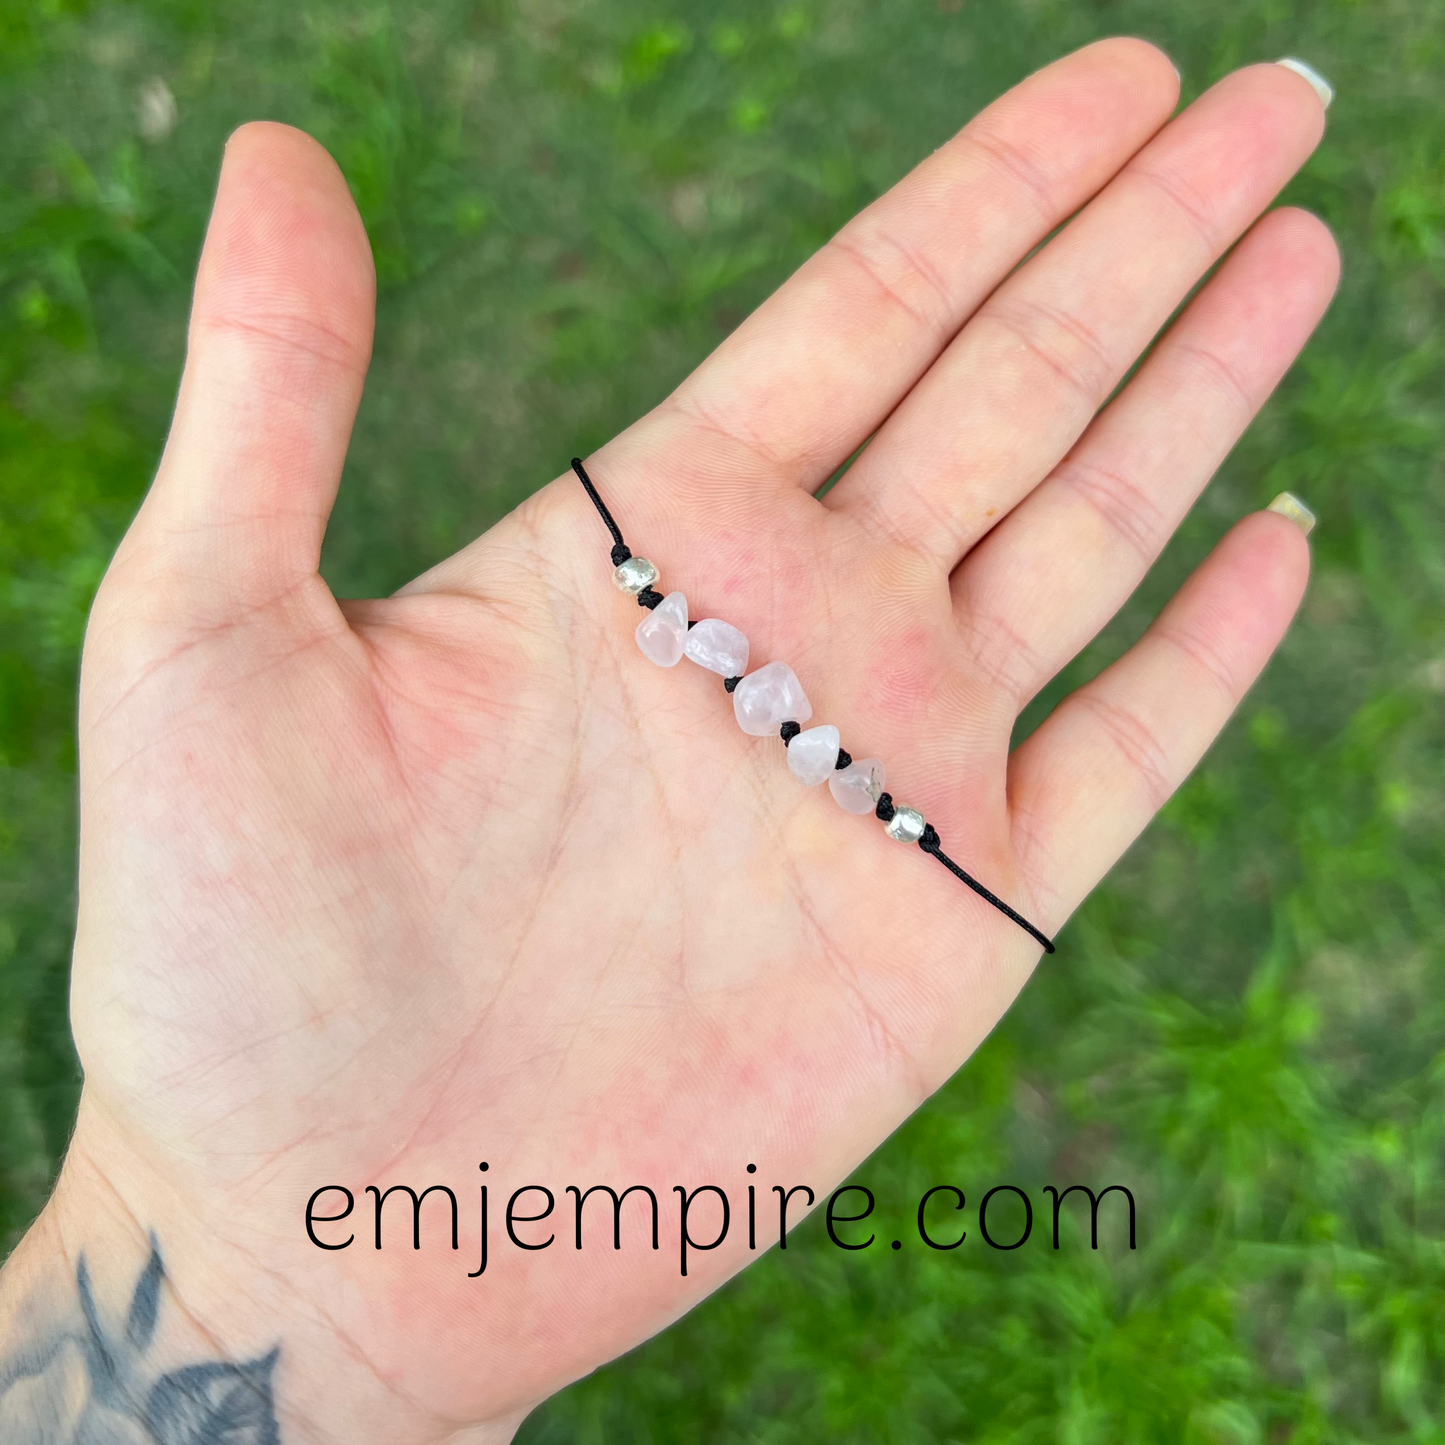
xmin=613 ymin=556 xmax=659 ymax=595
xmin=883 ymin=806 xmax=926 ymax=843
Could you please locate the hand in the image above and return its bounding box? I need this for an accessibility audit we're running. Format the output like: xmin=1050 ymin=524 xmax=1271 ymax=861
xmin=11 ymin=38 xmax=1335 ymax=1444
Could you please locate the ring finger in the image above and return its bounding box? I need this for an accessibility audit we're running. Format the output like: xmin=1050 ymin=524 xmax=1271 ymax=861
xmin=952 ymin=204 xmax=1339 ymax=711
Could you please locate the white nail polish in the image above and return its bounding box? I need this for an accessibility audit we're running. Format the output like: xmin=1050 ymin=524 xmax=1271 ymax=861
xmin=1275 ymin=58 xmax=1333 ymax=111
xmin=1266 ymin=492 xmax=1317 ymax=536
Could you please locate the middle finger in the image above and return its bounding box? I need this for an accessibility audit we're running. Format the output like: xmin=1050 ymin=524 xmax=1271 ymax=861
xmin=824 ymin=62 xmax=1326 ymax=571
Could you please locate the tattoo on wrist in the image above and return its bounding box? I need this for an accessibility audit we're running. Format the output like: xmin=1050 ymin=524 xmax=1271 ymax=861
xmin=0 ymin=1236 xmax=282 ymax=1443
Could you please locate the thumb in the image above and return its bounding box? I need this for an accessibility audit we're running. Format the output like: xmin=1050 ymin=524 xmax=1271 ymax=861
xmin=115 ymin=122 xmax=375 ymax=618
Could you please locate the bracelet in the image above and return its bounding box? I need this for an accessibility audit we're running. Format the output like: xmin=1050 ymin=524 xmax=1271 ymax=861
xmin=571 ymin=458 xmax=1056 ymax=955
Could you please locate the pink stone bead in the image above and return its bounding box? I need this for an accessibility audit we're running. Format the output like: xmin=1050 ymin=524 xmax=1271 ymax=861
xmin=829 ymin=757 xmax=886 ymax=814
xmin=683 ymin=618 xmax=749 ymax=677
xmin=787 ymin=725 xmax=840 ymax=786
xmin=635 ymin=591 xmax=688 ymax=667
xmin=732 ymin=662 xmax=812 ymax=736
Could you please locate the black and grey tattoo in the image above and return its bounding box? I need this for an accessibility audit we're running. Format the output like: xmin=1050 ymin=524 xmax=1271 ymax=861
xmin=0 ymin=1239 xmax=281 ymax=1443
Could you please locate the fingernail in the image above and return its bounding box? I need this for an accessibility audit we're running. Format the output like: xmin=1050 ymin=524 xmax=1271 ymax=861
xmin=1267 ymin=492 xmax=1317 ymax=536
xmin=1275 ymin=58 xmax=1333 ymax=110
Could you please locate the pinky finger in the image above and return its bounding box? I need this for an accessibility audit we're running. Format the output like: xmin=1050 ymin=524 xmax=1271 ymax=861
xmin=1007 ymin=507 xmax=1311 ymax=929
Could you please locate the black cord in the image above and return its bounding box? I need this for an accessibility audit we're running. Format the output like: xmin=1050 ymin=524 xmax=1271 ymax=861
xmin=919 ymin=826 xmax=1056 ymax=954
xmin=574 ymin=458 xmax=1058 ymax=955
xmin=571 ymin=457 xmax=632 ymax=567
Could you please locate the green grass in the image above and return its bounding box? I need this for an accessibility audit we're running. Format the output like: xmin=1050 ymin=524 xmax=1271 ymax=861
xmin=2 ymin=0 xmax=1443 ymax=1439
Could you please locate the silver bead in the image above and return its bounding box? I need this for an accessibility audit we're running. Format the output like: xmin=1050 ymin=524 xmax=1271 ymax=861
xmin=613 ymin=556 xmax=658 ymax=595
xmin=884 ymin=806 xmax=925 ymax=843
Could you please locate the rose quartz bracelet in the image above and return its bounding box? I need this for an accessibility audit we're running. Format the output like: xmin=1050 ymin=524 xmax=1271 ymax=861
xmin=573 ymin=457 xmax=1055 ymax=954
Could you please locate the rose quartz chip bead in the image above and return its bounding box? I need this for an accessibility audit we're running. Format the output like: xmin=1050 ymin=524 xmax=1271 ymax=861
xmin=830 ymin=757 xmax=886 ymax=813
xmin=684 ymin=618 xmax=749 ymax=678
xmin=635 ymin=591 xmax=689 ymax=666
xmin=732 ymin=662 xmax=812 ymax=736
xmin=787 ymin=725 xmax=840 ymax=786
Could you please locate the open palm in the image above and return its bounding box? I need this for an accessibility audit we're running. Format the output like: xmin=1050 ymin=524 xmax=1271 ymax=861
xmin=58 ymin=39 xmax=1335 ymax=1444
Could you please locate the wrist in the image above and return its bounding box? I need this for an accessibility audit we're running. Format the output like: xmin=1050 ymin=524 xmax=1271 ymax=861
xmin=2 ymin=1092 xmax=526 ymax=1445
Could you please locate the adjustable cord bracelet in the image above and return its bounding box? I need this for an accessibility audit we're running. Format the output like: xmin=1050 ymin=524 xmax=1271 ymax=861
xmin=571 ymin=457 xmax=1056 ymax=955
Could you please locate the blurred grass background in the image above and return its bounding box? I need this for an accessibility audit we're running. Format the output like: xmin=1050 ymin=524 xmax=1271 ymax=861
xmin=1 ymin=0 xmax=1442 ymax=1439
